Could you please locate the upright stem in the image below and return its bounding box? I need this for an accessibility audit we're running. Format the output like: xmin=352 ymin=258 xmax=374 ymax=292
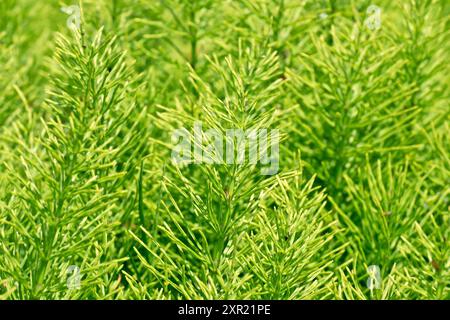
xmin=189 ymin=6 xmax=197 ymax=70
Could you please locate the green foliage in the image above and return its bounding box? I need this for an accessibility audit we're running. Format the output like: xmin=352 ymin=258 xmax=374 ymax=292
xmin=0 ymin=0 xmax=448 ymax=300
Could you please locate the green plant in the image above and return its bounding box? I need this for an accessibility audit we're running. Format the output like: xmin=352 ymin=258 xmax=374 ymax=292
xmin=0 ymin=0 xmax=448 ymax=300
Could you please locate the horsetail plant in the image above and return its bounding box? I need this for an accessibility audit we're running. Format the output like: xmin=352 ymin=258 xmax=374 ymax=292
xmin=0 ymin=0 xmax=448 ymax=301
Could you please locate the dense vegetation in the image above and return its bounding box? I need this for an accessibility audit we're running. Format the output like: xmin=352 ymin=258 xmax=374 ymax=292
xmin=0 ymin=0 xmax=448 ymax=300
